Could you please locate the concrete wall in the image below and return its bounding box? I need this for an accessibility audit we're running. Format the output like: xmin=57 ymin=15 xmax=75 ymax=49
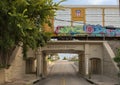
xmin=84 ymin=44 xmax=103 ymax=75
xmin=5 ymin=47 xmax=25 ymax=82
xmin=108 ymin=41 xmax=120 ymax=55
xmin=43 ymin=41 xmax=118 ymax=79
xmin=0 ymin=69 xmax=5 ymax=84
xmin=103 ymin=42 xmax=118 ymax=79
xmin=89 ymin=44 xmax=103 ymax=59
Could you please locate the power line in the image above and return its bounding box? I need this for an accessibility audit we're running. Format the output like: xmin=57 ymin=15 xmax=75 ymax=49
xmin=54 ymin=18 xmax=85 ymax=24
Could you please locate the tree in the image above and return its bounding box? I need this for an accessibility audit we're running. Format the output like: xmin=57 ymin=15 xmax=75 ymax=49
xmin=0 ymin=0 xmax=65 ymax=69
xmin=113 ymin=48 xmax=120 ymax=84
xmin=114 ymin=48 xmax=120 ymax=70
xmin=63 ymin=57 xmax=67 ymax=60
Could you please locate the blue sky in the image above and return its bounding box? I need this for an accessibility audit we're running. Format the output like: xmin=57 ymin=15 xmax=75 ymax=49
xmin=58 ymin=53 xmax=78 ymax=59
xmin=54 ymin=0 xmax=118 ymax=5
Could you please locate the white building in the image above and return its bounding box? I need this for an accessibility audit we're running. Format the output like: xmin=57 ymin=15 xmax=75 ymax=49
xmin=54 ymin=5 xmax=120 ymax=30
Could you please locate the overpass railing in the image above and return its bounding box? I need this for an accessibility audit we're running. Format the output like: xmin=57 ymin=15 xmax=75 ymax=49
xmin=54 ymin=33 xmax=120 ymax=37
xmin=52 ymin=33 xmax=120 ymax=40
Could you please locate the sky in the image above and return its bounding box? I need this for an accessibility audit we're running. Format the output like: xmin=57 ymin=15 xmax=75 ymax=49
xmin=58 ymin=53 xmax=78 ymax=59
xmin=54 ymin=0 xmax=118 ymax=5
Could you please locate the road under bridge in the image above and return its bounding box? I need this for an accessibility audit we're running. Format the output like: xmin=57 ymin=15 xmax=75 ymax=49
xmin=32 ymin=41 xmax=118 ymax=80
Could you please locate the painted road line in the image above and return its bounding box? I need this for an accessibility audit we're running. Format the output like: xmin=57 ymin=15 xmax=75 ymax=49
xmin=61 ymin=77 xmax=66 ymax=85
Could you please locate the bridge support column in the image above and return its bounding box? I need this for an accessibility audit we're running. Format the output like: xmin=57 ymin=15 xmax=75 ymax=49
xmin=36 ymin=48 xmax=42 ymax=78
xmin=84 ymin=44 xmax=90 ymax=77
xmin=78 ymin=53 xmax=85 ymax=76
xmin=42 ymin=53 xmax=47 ymax=78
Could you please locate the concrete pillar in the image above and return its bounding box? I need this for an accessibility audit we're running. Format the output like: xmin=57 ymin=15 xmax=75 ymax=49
xmin=32 ymin=60 xmax=36 ymax=73
xmin=84 ymin=44 xmax=90 ymax=76
xmin=36 ymin=48 xmax=42 ymax=77
xmin=79 ymin=53 xmax=85 ymax=76
xmin=79 ymin=54 xmax=82 ymax=74
xmin=42 ymin=53 xmax=47 ymax=77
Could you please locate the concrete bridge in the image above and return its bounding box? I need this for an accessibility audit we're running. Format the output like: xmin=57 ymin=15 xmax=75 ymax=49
xmin=35 ymin=40 xmax=119 ymax=79
xmin=0 ymin=40 xmax=119 ymax=84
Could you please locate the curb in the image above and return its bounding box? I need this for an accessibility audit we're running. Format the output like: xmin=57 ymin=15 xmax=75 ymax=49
xmin=72 ymin=62 xmax=98 ymax=85
xmin=85 ymin=78 xmax=98 ymax=85
xmin=33 ymin=78 xmax=40 ymax=84
xmin=25 ymin=78 xmax=41 ymax=85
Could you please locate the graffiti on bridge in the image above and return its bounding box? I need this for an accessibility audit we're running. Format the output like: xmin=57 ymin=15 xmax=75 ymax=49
xmin=55 ymin=24 xmax=120 ymax=37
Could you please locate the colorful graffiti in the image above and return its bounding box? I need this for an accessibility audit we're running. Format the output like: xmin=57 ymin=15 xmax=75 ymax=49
xmin=55 ymin=25 xmax=120 ymax=37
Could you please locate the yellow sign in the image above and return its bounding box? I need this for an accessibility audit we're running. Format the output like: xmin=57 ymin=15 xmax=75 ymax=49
xmin=71 ymin=8 xmax=85 ymax=21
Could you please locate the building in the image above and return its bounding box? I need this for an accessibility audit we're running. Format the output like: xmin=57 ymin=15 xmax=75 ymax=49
xmin=44 ymin=5 xmax=120 ymax=33
xmin=55 ymin=5 xmax=120 ymax=28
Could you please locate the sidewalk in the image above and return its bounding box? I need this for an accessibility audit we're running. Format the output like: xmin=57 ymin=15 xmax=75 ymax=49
xmin=47 ymin=61 xmax=55 ymax=75
xmin=2 ymin=74 xmax=40 ymax=85
xmin=2 ymin=61 xmax=118 ymax=85
xmin=86 ymin=75 xmax=118 ymax=85
xmin=73 ymin=62 xmax=118 ymax=85
xmin=2 ymin=61 xmax=55 ymax=85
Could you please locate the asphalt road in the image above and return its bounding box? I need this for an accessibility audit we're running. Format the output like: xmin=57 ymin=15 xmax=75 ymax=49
xmin=36 ymin=60 xmax=92 ymax=85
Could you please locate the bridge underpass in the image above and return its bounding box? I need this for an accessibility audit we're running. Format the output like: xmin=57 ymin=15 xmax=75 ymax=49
xmin=36 ymin=60 xmax=92 ymax=85
xmin=38 ymin=48 xmax=94 ymax=85
xmin=42 ymin=49 xmax=85 ymax=77
xmin=35 ymin=49 xmax=92 ymax=85
xmin=30 ymin=40 xmax=118 ymax=85
xmin=39 ymin=49 xmax=85 ymax=77
xmin=35 ymin=41 xmax=118 ymax=84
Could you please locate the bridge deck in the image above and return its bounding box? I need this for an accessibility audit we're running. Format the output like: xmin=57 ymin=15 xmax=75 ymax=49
xmin=52 ymin=36 xmax=120 ymax=40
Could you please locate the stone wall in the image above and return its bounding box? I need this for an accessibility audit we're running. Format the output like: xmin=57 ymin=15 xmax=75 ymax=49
xmin=5 ymin=47 xmax=25 ymax=82
xmin=0 ymin=69 xmax=5 ymax=84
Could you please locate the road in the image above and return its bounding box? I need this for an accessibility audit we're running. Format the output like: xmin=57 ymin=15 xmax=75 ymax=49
xmin=36 ymin=60 xmax=92 ymax=85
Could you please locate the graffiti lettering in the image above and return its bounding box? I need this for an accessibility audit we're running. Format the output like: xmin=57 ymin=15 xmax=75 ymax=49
xmin=55 ymin=24 xmax=120 ymax=37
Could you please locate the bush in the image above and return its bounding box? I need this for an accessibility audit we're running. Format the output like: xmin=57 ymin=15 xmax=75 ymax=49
xmin=114 ymin=48 xmax=120 ymax=63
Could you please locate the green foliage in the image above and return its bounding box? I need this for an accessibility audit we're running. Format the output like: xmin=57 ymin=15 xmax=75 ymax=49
xmin=114 ymin=48 xmax=120 ymax=63
xmin=47 ymin=53 xmax=60 ymax=62
xmin=0 ymin=0 xmax=65 ymax=68
xmin=69 ymin=58 xmax=79 ymax=61
xmin=63 ymin=57 xmax=67 ymax=60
